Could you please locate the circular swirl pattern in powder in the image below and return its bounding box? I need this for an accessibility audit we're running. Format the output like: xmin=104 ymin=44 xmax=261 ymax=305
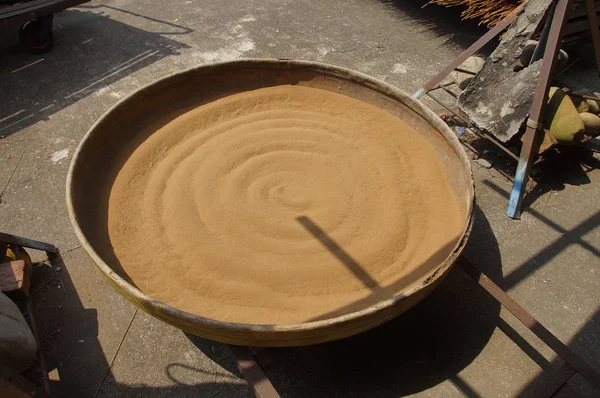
xmin=107 ymin=85 xmax=465 ymax=325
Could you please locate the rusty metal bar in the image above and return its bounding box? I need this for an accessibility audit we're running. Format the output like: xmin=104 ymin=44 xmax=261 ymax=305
xmin=0 ymin=232 xmax=58 ymax=254
xmin=413 ymin=3 xmax=523 ymax=99
xmin=459 ymin=258 xmax=600 ymax=390
xmin=229 ymin=345 xmax=281 ymax=398
xmin=531 ymin=1 xmax=557 ymax=65
xmin=425 ymin=91 xmax=462 ymax=118
xmin=440 ymin=85 xmax=459 ymax=99
xmin=585 ymin=0 xmax=600 ymax=76
xmin=480 ymin=132 xmax=520 ymax=162
xmin=507 ymin=0 xmax=572 ymax=219
xmin=426 ymin=91 xmax=520 ymax=162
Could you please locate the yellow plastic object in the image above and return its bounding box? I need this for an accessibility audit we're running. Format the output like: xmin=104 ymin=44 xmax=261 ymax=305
xmin=544 ymin=87 xmax=585 ymax=144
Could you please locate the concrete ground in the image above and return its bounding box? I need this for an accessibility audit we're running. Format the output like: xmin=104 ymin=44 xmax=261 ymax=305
xmin=1 ymin=0 xmax=599 ymax=396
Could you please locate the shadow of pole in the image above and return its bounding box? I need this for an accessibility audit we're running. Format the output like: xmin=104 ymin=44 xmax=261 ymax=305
xmin=449 ymin=375 xmax=483 ymax=398
xmin=296 ymin=215 xmax=383 ymax=291
xmin=483 ymin=180 xmax=600 ymax=290
xmin=28 ymin=251 xmax=106 ymax=397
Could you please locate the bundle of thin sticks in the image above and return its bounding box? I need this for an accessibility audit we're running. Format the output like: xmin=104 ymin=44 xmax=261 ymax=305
xmin=427 ymin=0 xmax=525 ymax=27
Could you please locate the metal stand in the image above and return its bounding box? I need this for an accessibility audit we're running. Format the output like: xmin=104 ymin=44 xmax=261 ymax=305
xmin=507 ymin=0 xmax=600 ymax=218
xmin=507 ymin=0 xmax=571 ymax=219
xmin=414 ymin=0 xmax=600 ymax=219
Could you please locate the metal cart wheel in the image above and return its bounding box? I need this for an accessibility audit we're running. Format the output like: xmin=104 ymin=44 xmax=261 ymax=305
xmin=19 ymin=14 xmax=54 ymax=54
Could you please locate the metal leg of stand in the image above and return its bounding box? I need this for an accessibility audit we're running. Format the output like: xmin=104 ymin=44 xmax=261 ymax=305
xmin=412 ymin=4 xmax=523 ymax=99
xmin=585 ymin=0 xmax=600 ymax=77
xmin=460 ymin=258 xmax=600 ymax=390
xmin=229 ymin=345 xmax=280 ymax=398
xmin=507 ymin=0 xmax=572 ymax=219
xmin=0 ymin=232 xmax=58 ymax=254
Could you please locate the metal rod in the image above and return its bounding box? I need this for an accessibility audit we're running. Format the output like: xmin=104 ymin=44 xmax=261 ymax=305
xmin=507 ymin=0 xmax=572 ymax=219
xmin=454 ymin=67 xmax=478 ymax=76
xmin=229 ymin=345 xmax=280 ymax=398
xmin=440 ymin=85 xmax=458 ymax=99
xmin=460 ymin=258 xmax=600 ymax=390
xmin=413 ymin=3 xmax=524 ymax=99
xmin=480 ymin=132 xmax=520 ymax=162
xmin=426 ymin=91 xmax=464 ymax=121
xmin=426 ymin=91 xmax=520 ymax=162
xmin=531 ymin=2 xmax=557 ymax=65
xmin=0 ymin=232 xmax=58 ymax=254
xmin=585 ymin=0 xmax=600 ymax=76
xmin=460 ymin=139 xmax=479 ymax=157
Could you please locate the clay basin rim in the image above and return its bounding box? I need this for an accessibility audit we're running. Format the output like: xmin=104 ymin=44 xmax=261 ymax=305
xmin=66 ymin=59 xmax=474 ymax=347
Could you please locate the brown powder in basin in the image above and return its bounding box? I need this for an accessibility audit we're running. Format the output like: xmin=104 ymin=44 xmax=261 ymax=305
xmin=107 ymin=85 xmax=464 ymax=325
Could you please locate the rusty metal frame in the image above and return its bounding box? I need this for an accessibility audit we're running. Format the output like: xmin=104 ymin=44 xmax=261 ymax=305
xmin=228 ymin=345 xmax=280 ymax=398
xmin=0 ymin=232 xmax=58 ymax=254
xmin=459 ymin=259 xmax=600 ymax=394
xmin=507 ymin=0 xmax=572 ymax=219
xmin=411 ymin=1 xmax=527 ymax=216
xmin=585 ymin=0 xmax=600 ymax=77
xmin=414 ymin=0 xmax=600 ymax=220
xmin=229 ymin=258 xmax=600 ymax=398
xmin=412 ymin=4 xmax=524 ymax=100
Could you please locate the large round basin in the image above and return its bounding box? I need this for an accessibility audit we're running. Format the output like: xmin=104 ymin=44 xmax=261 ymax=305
xmin=67 ymin=59 xmax=474 ymax=346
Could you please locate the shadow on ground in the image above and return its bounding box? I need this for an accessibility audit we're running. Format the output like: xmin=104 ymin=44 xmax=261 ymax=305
xmin=28 ymin=250 xmax=249 ymax=397
xmin=524 ymin=145 xmax=600 ymax=209
xmin=186 ymin=206 xmax=503 ymax=397
xmin=26 ymin=201 xmax=600 ymax=396
xmin=463 ymin=135 xmax=600 ymax=212
xmin=0 ymin=6 xmax=191 ymax=138
xmin=484 ymin=181 xmax=600 ymax=288
xmin=520 ymin=307 xmax=600 ymax=397
xmin=29 ymin=252 xmax=105 ymax=397
xmin=379 ymin=0 xmax=493 ymax=53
